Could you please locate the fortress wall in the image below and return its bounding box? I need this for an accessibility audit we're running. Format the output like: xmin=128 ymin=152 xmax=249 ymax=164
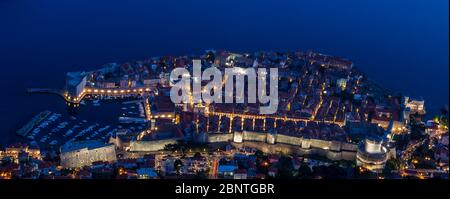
xmin=309 ymin=139 xmax=333 ymax=150
xmin=242 ymin=131 xmax=267 ymax=142
xmin=207 ymin=133 xmax=233 ymax=143
xmin=231 ymin=140 xmax=356 ymax=161
xmin=60 ymin=145 xmax=117 ymax=168
xmin=341 ymin=142 xmax=358 ymax=151
xmin=276 ymin=134 xmax=303 ymax=146
xmin=232 ymin=142 xmax=302 ymax=155
xmin=326 ymin=150 xmax=342 ymax=160
xmin=301 ymin=139 xmax=311 ymax=149
xmin=341 ymin=151 xmax=357 ymax=161
xmin=129 ymin=138 xmax=180 ymax=152
xmin=330 ymin=141 xmax=342 ymax=151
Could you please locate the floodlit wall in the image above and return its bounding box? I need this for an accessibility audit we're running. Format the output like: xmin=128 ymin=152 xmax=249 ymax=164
xmin=242 ymin=131 xmax=266 ymax=142
xmin=207 ymin=133 xmax=233 ymax=143
xmin=60 ymin=144 xmax=116 ymax=168
xmin=129 ymin=138 xmax=180 ymax=152
xmin=170 ymin=130 xmax=358 ymax=161
xmin=276 ymin=134 xmax=303 ymax=146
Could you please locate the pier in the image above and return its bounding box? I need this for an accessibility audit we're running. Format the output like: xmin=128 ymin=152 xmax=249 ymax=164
xmin=27 ymin=86 xmax=154 ymax=104
xmin=26 ymin=88 xmax=77 ymax=103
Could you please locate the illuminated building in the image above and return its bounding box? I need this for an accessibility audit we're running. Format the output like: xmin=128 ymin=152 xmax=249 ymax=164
xmin=96 ymin=81 xmax=117 ymax=88
xmin=150 ymin=95 xmax=175 ymax=119
xmin=66 ymin=71 xmax=88 ymax=97
xmin=356 ymin=136 xmax=389 ymax=172
xmin=4 ymin=143 xmax=41 ymax=161
xmin=425 ymin=120 xmax=447 ymax=136
xmin=159 ymin=72 xmax=171 ymax=87
xmin=336 ymin=78 xmax=347 ymax=91
xmin=60 ymin=140 xmax=117 ymax=168
xmin=119 ymin=78 xmax=136 ymax=88
xmin=143 ymin=77 xmax=160 ymax=89
xmin=403 ymin=96 xmax=426 ymax=115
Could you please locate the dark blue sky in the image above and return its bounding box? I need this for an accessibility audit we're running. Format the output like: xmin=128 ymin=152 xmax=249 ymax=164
xmin=0 ymin=0 xmax=448 ymax=145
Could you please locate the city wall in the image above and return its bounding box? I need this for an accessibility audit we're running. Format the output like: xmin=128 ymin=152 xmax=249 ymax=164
xmin=216 ymin=131 xmax=356 ymax=161
xmin=129 ymin=138 xmax=182 ymax=152
xmin=127 ymin=131 xmax=357 ymax=161
xmin=60 ymin=144 xmax=117 ymax=168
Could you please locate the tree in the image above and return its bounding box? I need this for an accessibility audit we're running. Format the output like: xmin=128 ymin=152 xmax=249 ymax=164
xmin=193 ymin=152 xmax=202 ymax=160
xmin=312 ymin=164 xmax=347 ymax=179
xmin=194 ymin=170 xmax=208 ymax=179
xmin=416 ymin=160 xmax=436 ymax=169
xmin=410 ymin=123 xmax=426 ymax=140
xmin=255 ymin=150 xmax=264 ymax=159
xmin=297 ymin=164 xmax=312 ymax=179
xmin=277 ymin=156 xmax=294 ymax=179
xmin=438 ymin=106 xmax=449 ymax=128
xmin=354 ymin=167 xmax=377 ymax=179
xmin=174 ymin=159 xmax=183 ymax=175
xmin=383 ymin=158 xmax=401 ymax=176
xmin=367 ymin=111 xmax=374 ymax=123
xmin=205 ymin=51 xmax=215 ymax=63
xmin=60 ymin=168 xmax=74 ymax=176
xmin=0 ymin=156 xmax=12 ymax=166
xmin=441 ymin=106 xmax=449 ymax=116
xmin=164 ymin=143 xmax=177 ymax=152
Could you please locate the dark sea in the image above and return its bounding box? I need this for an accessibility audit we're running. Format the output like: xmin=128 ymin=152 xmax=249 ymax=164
xmin=0 ymin=0 xmax=448 ymax=146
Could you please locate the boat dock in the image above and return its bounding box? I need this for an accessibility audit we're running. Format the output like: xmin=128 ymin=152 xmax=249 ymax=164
xmin=17 ymin=111 xmax=52 ymax=136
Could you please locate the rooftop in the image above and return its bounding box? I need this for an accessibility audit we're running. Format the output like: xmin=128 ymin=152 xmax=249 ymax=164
xmin=66 ymin=71 xmax=88 ymax=87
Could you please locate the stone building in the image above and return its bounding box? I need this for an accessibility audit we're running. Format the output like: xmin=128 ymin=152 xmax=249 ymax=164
xmin=60 ymin=140 xmax=116 ymax=168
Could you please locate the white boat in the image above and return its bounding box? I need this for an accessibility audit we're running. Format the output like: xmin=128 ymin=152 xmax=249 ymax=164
xmin=64 ymin=129 xmax=73 ymax=136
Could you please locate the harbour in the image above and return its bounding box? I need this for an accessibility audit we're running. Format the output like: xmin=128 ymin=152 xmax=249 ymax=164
xmin=14 ymin=98 xmax=150 ymax=151
xmin=16 ymin=111 xmax=52 ymax=137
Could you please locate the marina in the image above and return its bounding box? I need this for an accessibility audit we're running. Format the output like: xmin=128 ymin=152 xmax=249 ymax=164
xmin=16 ymin=98 xmax=150 ymax=150
xmin=16 ymin=111 xmax=52 ymax=137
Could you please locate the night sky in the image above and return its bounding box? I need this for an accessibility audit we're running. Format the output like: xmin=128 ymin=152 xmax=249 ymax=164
xmin=0 ymin=0 xmax=448 ymax=145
